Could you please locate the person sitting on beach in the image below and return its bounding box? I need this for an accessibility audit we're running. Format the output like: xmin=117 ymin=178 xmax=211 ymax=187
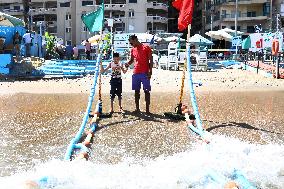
xmin=101 ymin=52 xmax=127 ymax=114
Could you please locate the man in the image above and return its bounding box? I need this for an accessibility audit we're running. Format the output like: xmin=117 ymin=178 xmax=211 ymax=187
xmin=22 ymin=31 xmax=33 ymax=57
xmin=125 ymin=35 xmax=153 ymax=114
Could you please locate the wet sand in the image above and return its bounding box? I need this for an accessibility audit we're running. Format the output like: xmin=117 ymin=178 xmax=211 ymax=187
xmin=0 ymin=92 xmax=284 ymax=176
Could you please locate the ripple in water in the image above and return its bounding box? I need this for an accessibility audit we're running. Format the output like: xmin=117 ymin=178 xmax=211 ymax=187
xmin=0 ymin=135 xmax=283 ymax=189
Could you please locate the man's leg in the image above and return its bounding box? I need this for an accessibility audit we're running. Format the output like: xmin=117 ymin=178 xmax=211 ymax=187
xmin=145 ymin=91 xmax=150 ymax=113
xmin=135 ymin=90 xmax=140 ymax=112
xmin=132 ymin=74 xmax=141 ymax=112
xmin=141 ymin=73 xmax=151 ymax=114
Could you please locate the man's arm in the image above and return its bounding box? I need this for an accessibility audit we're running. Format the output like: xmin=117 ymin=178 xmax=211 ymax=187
xmin=125 ymin=50 xmax=134 ymax=68
xmin=147 ymin=48 xmax=153 ymax=79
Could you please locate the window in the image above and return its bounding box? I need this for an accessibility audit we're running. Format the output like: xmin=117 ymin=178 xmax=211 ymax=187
xmin=129 ymin=0 xmax=137 ymax=3
xmin=247 ymin=26 xmax=255 ymax=33
xmin=66 ymin=28 xmax=71 ymax=33
xmin=13 ymin=6 xmax=20 ymax=11
xmin=82 ymin=1 xmax=93 ymax=6
xmin=231 ymin=26 xmax=241 ymax=31
xmin=221 ymin=10 xmax=226 ymax=18
xmin=247 ymin=11 xmax=256 ymax=17
xmin=83 ymin=26 xmax=87 ymax=32
xmin=60 ymin=2 xmax=70 ymax=7
xmin=129 ymin=9 xmax=134 ymax=17
xmin=66 ymin=14 xmax=71 ymax=20
xmin=66 ymin=40 xmax=72 ymax=46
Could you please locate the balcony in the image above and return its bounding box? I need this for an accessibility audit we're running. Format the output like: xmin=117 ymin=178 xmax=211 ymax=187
xmin=1 ymin=9 xmax=24 ymax=16
xmin=221 ymin=13 xmax=268 ymax=22
xmin=30 ymin=8 xmax=57 ymax=15
xmin=222 ymin=0 xmax=269 ymax=5
xmin=146 ymin=2 xmax=168 ymax=11
xmin=104 ymin=4 xmax=126 ymax=11
xmin=146 ymin=16 xmax=168 ymax=24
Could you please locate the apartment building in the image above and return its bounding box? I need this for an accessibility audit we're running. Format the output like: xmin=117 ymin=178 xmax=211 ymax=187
xmin=0 ymin=0 xmax=168 ymax=45
xmin=203 ymin=0 xmax=272 ymax=34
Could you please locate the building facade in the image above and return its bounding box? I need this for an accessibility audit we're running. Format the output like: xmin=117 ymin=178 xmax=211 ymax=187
xmin=203 ymin=0 xmax=272 ymax=34
xmin=0 ymin=0 xmax=168 ymax=45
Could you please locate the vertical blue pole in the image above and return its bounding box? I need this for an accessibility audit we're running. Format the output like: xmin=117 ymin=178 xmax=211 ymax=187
xmin=186 ymin=25 xmax=203 ymax=132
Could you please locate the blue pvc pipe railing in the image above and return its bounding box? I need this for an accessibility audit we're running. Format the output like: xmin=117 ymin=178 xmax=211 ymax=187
xmin=64 ymin=48 xmax=103 ymax=160
xmin=186 ymin=45 xmax=256 ymax=188
xmin=186 ymin=46 xmax=203 ymax=132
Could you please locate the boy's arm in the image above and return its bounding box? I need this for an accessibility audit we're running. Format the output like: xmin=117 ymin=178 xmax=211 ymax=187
xmin=121 ymin=63 xmax=128 ymax=74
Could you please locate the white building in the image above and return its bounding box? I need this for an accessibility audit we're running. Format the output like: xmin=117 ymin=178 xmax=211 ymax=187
xmin=0 ymin=0 xmax=169 ymax=45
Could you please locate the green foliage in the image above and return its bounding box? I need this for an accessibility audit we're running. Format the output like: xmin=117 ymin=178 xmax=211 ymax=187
xmin=44 ymin=32 xmax=58 ymax=59
xmin=102 ymin=33 xmax=111 ymax=54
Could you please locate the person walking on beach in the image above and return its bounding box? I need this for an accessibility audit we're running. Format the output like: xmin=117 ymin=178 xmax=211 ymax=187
xmin=125 ymin=35 xmax=153 ymax=114
xmin=13 ymin=31 xmax=22 ymax=61
xmin=101 ymin=52 xmax=127 ymax=114
xmin=85 ymin=39 xmax=91 ymax=60
xmin=23 ymin=31 xmax=33 ymax=57
xmin=73 ymin=45 xmax=79 ymax=60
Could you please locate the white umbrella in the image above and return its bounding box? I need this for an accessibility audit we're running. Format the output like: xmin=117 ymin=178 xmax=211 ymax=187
xmin=221 ymin=28 xmax=243 ymax=35
xmin=188 ymin=34 xmax=213 ymax=45
xmin=164 ymin=36 xmax=185 ymax=42
xmin=205 ymin=30 xmax=232 ymax=41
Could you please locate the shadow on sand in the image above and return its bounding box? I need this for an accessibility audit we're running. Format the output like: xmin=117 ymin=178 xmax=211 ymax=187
xmin=206 ymin=121 xmax=282 ymax=135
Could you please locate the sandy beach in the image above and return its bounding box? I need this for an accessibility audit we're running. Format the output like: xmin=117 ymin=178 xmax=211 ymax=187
xmin=0 ymin=68 xmax=284 ymax=189
xmin=0 ymin=68 xmax=283 ymax=95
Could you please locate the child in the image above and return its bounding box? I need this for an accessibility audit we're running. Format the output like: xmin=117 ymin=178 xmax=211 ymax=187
xmin=101 ymin=52 xmax=127 ymax=113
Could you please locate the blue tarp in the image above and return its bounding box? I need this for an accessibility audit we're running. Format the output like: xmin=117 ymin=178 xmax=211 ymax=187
xmin=0 ymin=26 xmax=26 ymax=46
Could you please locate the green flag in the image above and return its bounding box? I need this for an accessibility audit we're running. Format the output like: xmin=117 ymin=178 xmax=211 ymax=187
xmin=81 ymin=4 xmax=104 ymax=32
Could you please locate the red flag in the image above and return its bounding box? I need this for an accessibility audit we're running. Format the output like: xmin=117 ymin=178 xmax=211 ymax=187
xmin=172 ymin=0 xmax=194 ymax=31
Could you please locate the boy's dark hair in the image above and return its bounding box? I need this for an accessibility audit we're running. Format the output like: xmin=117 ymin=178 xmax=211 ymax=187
xmin=128 ymin=34 xmax=138 ymax=41
xmin=113 ymin=52 xmax=119 ymax=57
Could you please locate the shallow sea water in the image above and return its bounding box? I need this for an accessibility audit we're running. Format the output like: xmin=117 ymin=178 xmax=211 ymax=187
xmin=0 ymin=91 xmax=283 ymax=188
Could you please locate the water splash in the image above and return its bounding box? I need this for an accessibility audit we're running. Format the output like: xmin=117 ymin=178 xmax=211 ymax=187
xmin=0 ymin=135 xmax=283 ymax=189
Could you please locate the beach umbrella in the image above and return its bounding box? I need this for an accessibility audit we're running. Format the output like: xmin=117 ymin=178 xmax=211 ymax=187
xmin=164 ymin=36 xmax=185 ymax=42
xmin=205 ymin=30 xmax=232 ymax=42
xmin=221 ymin=28 xmax=243 ymax=35
xmin=242 ymin=36 xmax=251 ymax=49
xmin=0 ymin=12 xmax=25 ymax=27
xmin=188 ymin=34 xmax=213 ymax=45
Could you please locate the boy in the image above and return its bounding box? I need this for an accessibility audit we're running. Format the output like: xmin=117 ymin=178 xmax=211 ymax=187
xmin=101 ymin=52 xmax=127 ymax=113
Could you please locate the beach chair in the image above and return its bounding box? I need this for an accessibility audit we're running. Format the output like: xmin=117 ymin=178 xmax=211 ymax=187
xmin=168 ymin=55 xmax=178 ymax=70
xmin=197 ymin=51 xmax=208 ymax=71
xmin=158 ymin=55 xmax=168 ymax=70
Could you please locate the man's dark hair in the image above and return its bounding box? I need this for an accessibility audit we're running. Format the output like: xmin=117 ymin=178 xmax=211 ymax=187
xmin=128 ymin=34 xmax=138 ymax=41
xmin=113 ymin=52 xmax=119 ymax=57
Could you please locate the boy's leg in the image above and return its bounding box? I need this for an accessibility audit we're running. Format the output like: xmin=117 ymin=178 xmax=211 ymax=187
xmin=110 ymin=99 xmax=114 ymax=113
xmin=110 ymin=79 xmax=116 ymax=113
xmin=117 ymin=79 xmax=123 ymax=111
